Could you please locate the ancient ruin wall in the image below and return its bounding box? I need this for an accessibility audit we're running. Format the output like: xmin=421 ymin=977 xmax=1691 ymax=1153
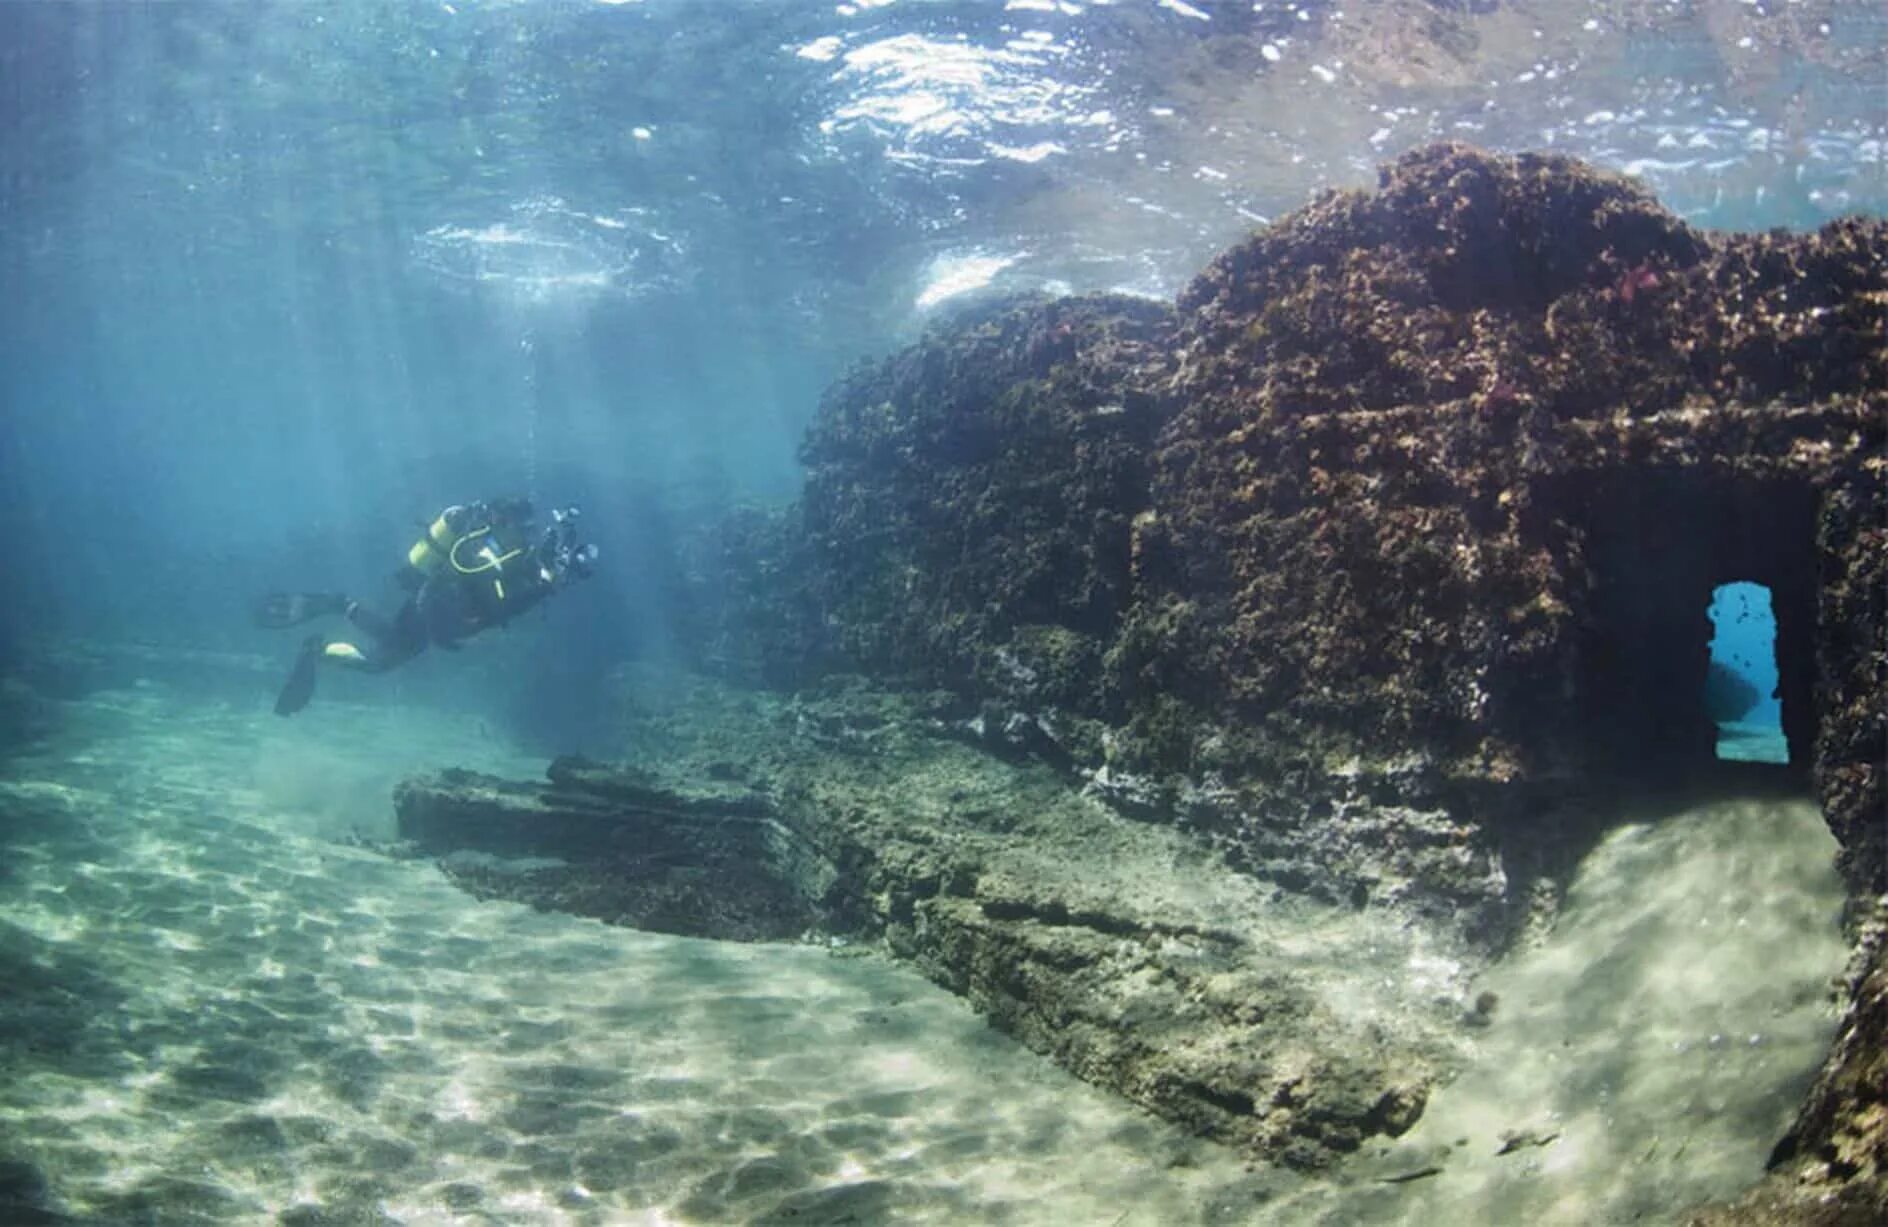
xmin=796 ymin=293 xmax=1176 ymax=715
xmin=767 ymin=145 xmax=1885 ymax=918
xmin=574 ymin=143 xmax=1888 ymax=1201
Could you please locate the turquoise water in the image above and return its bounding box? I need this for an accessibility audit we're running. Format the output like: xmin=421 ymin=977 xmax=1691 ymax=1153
xmin=1708 ymin=582 xmax=1788 ymax=765
xmin=1709 ymin=583 xmax=1781 ymax=725
xmin=3 ymin=1 xmax=1883 ymax=699
xmin=1 ymin=3 xmax=1880 ymax=1223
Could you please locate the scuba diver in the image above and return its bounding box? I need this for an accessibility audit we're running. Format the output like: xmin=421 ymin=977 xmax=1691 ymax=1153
xmin=254 ymin=498 xmax=598 ymax=716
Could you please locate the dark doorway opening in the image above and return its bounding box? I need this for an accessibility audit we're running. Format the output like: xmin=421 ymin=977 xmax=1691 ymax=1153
xmin=1706 ymin=581 xmax=1789 ymax=764
xmin=1569 ymin=471 xmax=1815 ymax=791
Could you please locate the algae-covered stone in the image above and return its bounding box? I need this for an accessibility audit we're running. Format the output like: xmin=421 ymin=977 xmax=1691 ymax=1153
xmin=398 ymin=667 xmax=1469 ymax=1171
xmin=795 ymin=292 xmax=1176 ymax=708
xmin=651 ymin=143 xmax=1886 ymax=1195
xmin=732 ymin=145 xmax=1883 ymax=941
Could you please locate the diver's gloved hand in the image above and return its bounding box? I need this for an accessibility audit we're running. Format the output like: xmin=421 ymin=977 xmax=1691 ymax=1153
xmin=535 ymin=508 xmax=598 ymax=584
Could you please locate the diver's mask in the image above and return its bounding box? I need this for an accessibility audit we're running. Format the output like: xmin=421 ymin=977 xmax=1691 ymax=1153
xmin=538 ymin=506 xmax=598 ymax=584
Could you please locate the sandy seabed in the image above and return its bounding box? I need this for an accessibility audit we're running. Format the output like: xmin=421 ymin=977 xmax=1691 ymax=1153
xmin=0 ymin=654 xmax=1850 ymax=1225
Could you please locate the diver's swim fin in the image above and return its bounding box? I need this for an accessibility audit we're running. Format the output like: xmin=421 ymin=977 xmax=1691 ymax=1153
xmin=274 ymin=635 xmax=324 ymax=717
xmin=253 ymin=592 xmax=349 ymax=629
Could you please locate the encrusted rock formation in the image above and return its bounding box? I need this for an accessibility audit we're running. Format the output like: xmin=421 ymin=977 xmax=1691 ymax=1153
xmin=760 ymin=144 xmax=1884 ymax=934
xmin=425 ymin=145 xmax=1886 ymax=1190
xmin=396 ymin=684 xmax=1452 ymax=1170
xmin=799 ymin=293 xmax=1176 ymax=712
xmin=397 ymin=762 xmax=831 ymax=943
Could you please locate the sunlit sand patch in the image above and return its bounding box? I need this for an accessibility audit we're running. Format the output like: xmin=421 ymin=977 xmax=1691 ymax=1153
xmin=155 ymin=928 xmax=203 ymax=952
xmin=0 ymin=672 xmax=1850 ymax=1225
xmin=1282 ymin=796 xmax=1845 ymax=1226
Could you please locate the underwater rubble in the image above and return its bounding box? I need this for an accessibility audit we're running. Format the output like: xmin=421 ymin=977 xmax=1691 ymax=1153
xmin=397 ymin=684 xmax=1450 ymax=1170
xmin=415 ymin=145 xmax=1886 ymax=1205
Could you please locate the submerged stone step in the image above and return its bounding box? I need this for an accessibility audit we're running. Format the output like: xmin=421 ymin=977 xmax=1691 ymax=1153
xmin=395 ymin=762 xmax=837 ymax=944
xmin=396 ymin=742 xmax=1451 ymax=1170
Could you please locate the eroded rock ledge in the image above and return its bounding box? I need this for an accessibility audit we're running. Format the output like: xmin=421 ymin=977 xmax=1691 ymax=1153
xmin=424 ymin=146 xmax=1883 ymax=1199
xmin=690 ymin=144 xmax=1883 ymax=954
xmin=397 ymin=683 xmax=1454 ymax=1171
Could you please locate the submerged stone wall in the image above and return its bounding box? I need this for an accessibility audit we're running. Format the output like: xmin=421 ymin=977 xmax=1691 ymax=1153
xmin=662 ymin=143 xmax=1888 ymax=1199
xmin=1151 ymin=150 xmax=1883 ymax=906
xmin=798 ymin=293 xmax=1176 ymax=712
xmin=394 ymin=698 xmax=1451 ymax=1173
xmin=377 ymin=142 xmax=1888 ymax=1198
xmin=726 ymin=144 xmax=1883 ymax=930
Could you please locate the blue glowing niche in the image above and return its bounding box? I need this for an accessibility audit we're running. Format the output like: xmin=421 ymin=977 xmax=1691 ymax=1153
xmin=1706 ymin=581 xmax=1789 ymax=765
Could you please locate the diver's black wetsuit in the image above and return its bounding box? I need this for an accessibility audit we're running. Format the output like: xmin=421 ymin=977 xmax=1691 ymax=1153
xmin=262 ymin=498 xmax=594 ymax=715
xmin=340 ymin=567 xmax=556 ymax=673
xmin=333 ymin=596 xmax=428 ymax=674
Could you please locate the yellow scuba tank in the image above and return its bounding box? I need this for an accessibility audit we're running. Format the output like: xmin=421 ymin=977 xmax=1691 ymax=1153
xmin=446 ymin=525 xmax=523 ymax=576
xmin=405 ymin=509 xmax=461 ymax=577
xmin=402 ymin=502 xmax=529 ymax=610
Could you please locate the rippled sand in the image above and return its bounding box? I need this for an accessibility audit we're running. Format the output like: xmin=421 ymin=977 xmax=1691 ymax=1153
xmin=0 ymin=658 xmax=1848 ymax=1224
